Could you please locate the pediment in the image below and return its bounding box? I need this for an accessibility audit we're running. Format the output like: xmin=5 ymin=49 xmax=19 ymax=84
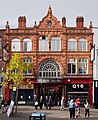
xmin=38 ymin=6 xmax=62 ymax=29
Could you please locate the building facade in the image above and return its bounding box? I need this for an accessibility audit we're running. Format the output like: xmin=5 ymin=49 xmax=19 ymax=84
xmin=1 ymin=6 xmax=93 ymax=106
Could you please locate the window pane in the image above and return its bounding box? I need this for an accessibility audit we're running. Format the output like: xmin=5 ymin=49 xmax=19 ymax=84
xmin=23 ymin=38 xmax=32 ymax=52
xmin=12 ymin=38 xmax=20 ymax=51
xmin=68 ymin=64 xmax=71 ymax=73
xmin=67 ymin=58 xmax=76 ymax=74
xmin=79 ymin=58 xmax=88 ymax=74
xmin=68 ymin=38 xmax=76 ymax=51
xmin=39 ymin=36 xmax=49 ymax=51
xmin=51 ymin=37 xmax=61 ymax=51
xmin=39 ymin=59 xmax=60 ymax=78
xmin=23 ymin=58 xmax=32 ymax=74
xmin=72 ymin=64 xmax=76 ymax=73
xmin=78 ymin=38 xmax=87 ymax=51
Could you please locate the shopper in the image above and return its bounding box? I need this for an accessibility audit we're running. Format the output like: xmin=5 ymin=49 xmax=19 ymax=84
xmin=75 ymin=98 xmax=81 ymax=117
xmin=68 ymin=99 xmax=75 ymax=118
xmin=60 ymin=96 xmax=65 ymax=110
xmin=34 ymin=98 xmax=38 ymax=109
xmin=48 ymin=96 xmax=52 ymax=109
xmin=39 ymin=96 xmax=43 ymax=109
xmin=84 ymin=99 xmax=90 ymax=117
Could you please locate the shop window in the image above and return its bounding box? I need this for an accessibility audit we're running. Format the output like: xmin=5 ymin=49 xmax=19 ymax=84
xmin=67 ymin=58 xmax=76 ymax=74
xmin=78 ymin=38 xmax=87 ymax=51
xmin=12 ymin=38 xmax=20 ymax=51
xmin=79 ymin=58 xmax=88 ymax=74
xmin=23 ymin=38 xmax=32 ymax=52
xmin=68 ymin=38 xmax=76 ymax=51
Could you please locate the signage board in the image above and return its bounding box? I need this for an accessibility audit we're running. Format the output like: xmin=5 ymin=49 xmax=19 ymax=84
xmin=7 ymin=100 xmax=14 ymax=117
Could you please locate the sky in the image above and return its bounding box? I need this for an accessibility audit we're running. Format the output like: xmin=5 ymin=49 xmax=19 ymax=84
xmin=0 ymin=0 xmax=98 ymax=45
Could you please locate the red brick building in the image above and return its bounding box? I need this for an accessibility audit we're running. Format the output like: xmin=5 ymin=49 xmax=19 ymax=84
xmin=1 ymin=6 xmax=93 ymax=106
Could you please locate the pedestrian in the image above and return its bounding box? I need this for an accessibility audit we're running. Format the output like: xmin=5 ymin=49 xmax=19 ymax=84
xmin=39 ymin=96 xmax=43 ymax=109
xmin=48 ymin=96 xmax=52 ymax=109
xmin=75 ymin=98 xmax=81 ymax=118
xmin=34 ymin=98 xmax=38 ymax=109
xmin=68 ymin=99 xmax=75 ymax=118
xmin=84 ymin=99 xmax=90 ymax=117
xmin=60 ymin=96 xmax=65 ymax=110
xmin=44 ymin=96 xmax=48 ymax=109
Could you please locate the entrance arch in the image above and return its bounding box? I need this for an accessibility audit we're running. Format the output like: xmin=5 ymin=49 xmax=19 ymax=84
xmin=37 ymin=59 xmax=63 ymax=106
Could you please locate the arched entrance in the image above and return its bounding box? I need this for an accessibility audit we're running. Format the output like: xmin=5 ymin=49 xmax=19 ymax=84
xmin=36 ymin=59 xmax=64 ymax=106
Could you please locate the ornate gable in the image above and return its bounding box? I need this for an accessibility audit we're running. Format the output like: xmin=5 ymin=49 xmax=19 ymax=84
xmin=38 ymin=5 xmax=62 ymax=29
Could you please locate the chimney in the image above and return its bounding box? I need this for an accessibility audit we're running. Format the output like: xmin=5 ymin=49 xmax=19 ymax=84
xmin=76 ymin=16 xmax=84 ymax=28
xmin=62 ymin=16 xmax=66 ymax=28
xmin=18 ymin=16 xmax=26 ymax=29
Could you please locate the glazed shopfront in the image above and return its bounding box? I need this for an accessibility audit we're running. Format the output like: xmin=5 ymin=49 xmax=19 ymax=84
xmin=64 ymin=78 xmax=92 ymax=106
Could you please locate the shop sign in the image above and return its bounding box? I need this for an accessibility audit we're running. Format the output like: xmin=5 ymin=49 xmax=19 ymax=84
xmin=7 ymin=100 xmax=14 ymax=117
xmin=72 ymin=84 xmax=84 ymax=89
xmin=67 ymin=84 xmax=88 ymax=89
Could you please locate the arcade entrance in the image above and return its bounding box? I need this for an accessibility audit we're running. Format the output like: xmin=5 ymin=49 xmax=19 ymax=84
xmin=37 ymin=84 xmax=63 ymax=106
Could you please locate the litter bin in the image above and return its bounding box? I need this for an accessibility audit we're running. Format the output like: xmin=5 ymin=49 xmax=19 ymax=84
xmin=29 ymin=112 xmax=46 ymax=120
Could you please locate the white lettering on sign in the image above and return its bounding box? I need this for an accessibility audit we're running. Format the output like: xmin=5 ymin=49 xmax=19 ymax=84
xmin=72 ymin=84 xmax=84 ymax=89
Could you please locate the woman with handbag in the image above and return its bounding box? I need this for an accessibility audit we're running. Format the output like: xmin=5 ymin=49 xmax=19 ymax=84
xmin=34 ymin=98 xmax=38 ymax=109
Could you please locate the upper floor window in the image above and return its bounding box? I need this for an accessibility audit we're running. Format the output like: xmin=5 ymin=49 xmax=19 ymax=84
xmin=12 ymin=38 xmax=20 ymax=51
xmin=78 ymin=38 xmax=87 ymax=51
xmin=68 ymin=38 xmax=76 ymax=51
xmin=39 ymin=36 xmax=49 ymax=51
xmin=51 ymin=37 xmax=61 ymax=51
xmin=23 ymin=58 xmax=32 ymax=74
xmin=67 ymin=58 xmax=76 ymax=74
xmin=79 ymin=58 xmax=88 ymax=74
xmin=23 ymin=38 xmax=32 ymax=52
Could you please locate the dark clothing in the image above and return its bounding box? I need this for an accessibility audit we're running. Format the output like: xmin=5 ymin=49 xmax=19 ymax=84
xmin=39 ymin=97 xmax=43 ymax=109
xmin=85 ymin=109 xmax=90 ymax=117
xmin=69 ymin=108 xmax=75 ymax=118
xmin=68 ymin=100 xmax=75 ymax=118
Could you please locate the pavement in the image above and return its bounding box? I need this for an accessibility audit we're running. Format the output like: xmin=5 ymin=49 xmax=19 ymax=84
xmin=0 ymin=106 xmax=98 ymax=120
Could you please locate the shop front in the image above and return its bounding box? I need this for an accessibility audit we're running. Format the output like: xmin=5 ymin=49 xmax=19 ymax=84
xmin=35 ymin=78 xmax=64 ymax=106
xmin=64 ymin=78 xmax=92 ymax=106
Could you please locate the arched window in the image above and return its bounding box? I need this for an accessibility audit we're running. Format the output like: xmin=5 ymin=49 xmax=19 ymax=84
xmin=39 ymin=36 xmax=49 ymax=51
xmin=23 ymin=38 xmax=32 ymax=52
xmin=39 ymin=59 xmax=60 ymax=78
xmin=78 ymin=38 xmax=87 ymax=51
xmin=51 ymin=37 xmax=61 ymax=51
xmin=68 ymin=38 xmax=76 ymax=51
xmin=12 ymin=38 xmax=20 ymax=51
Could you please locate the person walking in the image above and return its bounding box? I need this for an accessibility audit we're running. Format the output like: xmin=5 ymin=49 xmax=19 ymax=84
xmin=68 ymin=99 xmax=75 ymax=118
xmin=60 ymin=96 xmax=65 ymax=111
xmin=34 ymin=98 xmax=38 ymax=109
xmin=39 ymin=96 xmax=43 ymax=109
xmin=48 ymin=96 xmax=52 ymax=109
xmin=44 ymin=96 xmax=48 ymax=109
xmin=75 ymin=98 xmax=81 ymax=118
xmin=84 ymin=99 xmax=90 ymax=117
